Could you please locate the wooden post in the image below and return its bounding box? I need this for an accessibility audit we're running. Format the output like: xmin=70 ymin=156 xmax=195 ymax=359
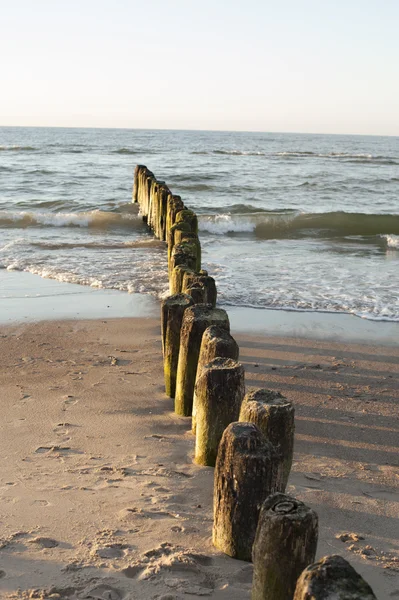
xmin=239 ymin=389 xmax=294 ymax=492
xmin=192 ymin=326 xmax=239 ymax=434
xmin=182 ymin=272 xmax=217 ymax=307
xmin=132 ymin=164 xmax=145 ymax=203
xmin=185 ymin=285 xmax=206 ymax=304
xmin=170 ymin=265 xmax=194 ymax=296
xmin=213 ymin=422 xmax=276 ymax=561
xmin=175 ymin=209 xmax=198 ymax=234
xmin=158 ymin=184 xmax=170 ymax=241
xmin=194 ymin=357 xmax=245 ymax=466
xmin=175 ymin=306 xmax=230 ymax=416
xmin=174 ymin=230 xmax=201 ymax=271
xmin=252 ymin=493 xmax=318 ymax=600
xmin=168 ymin=222 xmax=191 ymax=269
xmin=294 ymin=554 xmax=377 ymax=599
xmin=169 ymin=243 xmax=198 ymax=283
xmin=161 ymin=294 xmax=194 ymax=398
xmin=166 ymin=195 xmax=185 ymax=238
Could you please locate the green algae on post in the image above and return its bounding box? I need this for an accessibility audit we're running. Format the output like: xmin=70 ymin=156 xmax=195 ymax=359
xmin=161 ymin=293 xmax=194 ymax=398
xmin=239 ymin=388 xmax=295 ymax=492
xmin=170 ymin=265 xmax=194 ymax=296
xmin=192 ymin=326 xmax=239 ymax=434
xmin=194 ymin=357 xmax=244 ymax=466
xmin=252 ymin=493 xmax=318 ymax=600
xmin=174 ymin=306 xmax=230 ymax=417
xmin=175 ymin=209 xmax=198 ymax=234
xmin=182 ymin=272 xmax=217 ymax=307
xmin=213 ymin=422 xmax=276 ymax=562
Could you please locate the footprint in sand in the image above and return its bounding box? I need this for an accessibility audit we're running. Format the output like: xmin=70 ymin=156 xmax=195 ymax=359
xmin=29 ymin=536 xmax=59 ymax=549
xmin=0 ymin=570 xmax=5 ymax=578
xmin=92 ymin=544 xmax=126 ymax=559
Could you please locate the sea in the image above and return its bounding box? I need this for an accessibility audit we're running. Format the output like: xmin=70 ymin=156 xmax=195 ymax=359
xmin=1 ymin=126 xmax=399 ymax=323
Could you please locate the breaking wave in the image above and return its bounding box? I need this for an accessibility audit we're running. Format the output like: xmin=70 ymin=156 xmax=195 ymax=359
xmin=200 ymin=211 xmax=399 ymax=238
xmin=0 ymin=210 xmax=144 ymax=230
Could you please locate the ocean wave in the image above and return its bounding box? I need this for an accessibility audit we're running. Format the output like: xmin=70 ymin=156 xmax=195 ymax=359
xmin=382 ymin=234 xmax=399 ymax=249
xmin=27 ymin=239 xmax=164 ymax=250
xmin=0 ymin=210 xmax=144 ymax=230
xmin=112 ymin=148 xmax=141 ymax=155
xmin=199 ymin=211 xmax=399 ymax=238
xmin=0 ymin=145 xmax=37 ymax=152
xmin=191 ymin=150 xmax=265 ymax=156
xmin=199 ymin=214 xmax=255 ymax=234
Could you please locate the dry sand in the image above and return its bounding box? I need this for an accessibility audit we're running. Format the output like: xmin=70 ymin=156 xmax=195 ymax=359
xmin=0 ymin=317 xmax=398 ymax=599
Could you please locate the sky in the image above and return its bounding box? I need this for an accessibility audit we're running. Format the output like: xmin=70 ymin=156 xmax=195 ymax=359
xmin=1 ymin=0 xmax=398 ymax=135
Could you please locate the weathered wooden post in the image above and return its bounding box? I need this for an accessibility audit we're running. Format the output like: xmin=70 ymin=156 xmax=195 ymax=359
xmin=174 ymin=230 xmax=201 ymax=271
xmin=168 ymin=222 xmax=191 ymax=268
xmin=192 ymin=326 xmax=239 ymax=434
xmin=194 ymin=357 xmax=245 ymax=466
xmin=213 ymin=422 xmax=276 ymax=561
xmin=166 ymin=195 xmax=185 ymax=237
xmin=239 ymin=389 xmax=294 ymax=492
xmin=185 ymin=285 xmax=206 ymax=304
xmin=293 ymin=555 xmax=377 ymax=599
xmin=175 ymin=306 xmax=230 ymax=416
xmin=132 ymin=164 xmax=144 ymax=203
xmin=182 ymin=272 xmax=217 ymax=307
xmin=169 ymin=243 xmax=198 ymax=287
xmin=175 ymin=209 xmax=198 ymax=234
xmin=161 ymin=294 xmax=194 ymax=398
xmin=170 ymin=265 xmax=194 ymax=296
xmin=252 ymin=493 xmax=318 ymax=600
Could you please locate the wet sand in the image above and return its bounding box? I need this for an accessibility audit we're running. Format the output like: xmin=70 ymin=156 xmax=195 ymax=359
xmin=0 ymin=316 xmax=398 ymax=599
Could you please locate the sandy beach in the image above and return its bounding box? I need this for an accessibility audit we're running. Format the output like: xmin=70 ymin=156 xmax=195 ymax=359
xmin=0 ymin=314 xmax=398 ymax=600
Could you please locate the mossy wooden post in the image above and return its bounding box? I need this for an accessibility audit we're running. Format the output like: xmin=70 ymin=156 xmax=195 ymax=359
xmin=293 ymin=555 xmax=377 ymax=600
xmin=182 ymin=272 xmax=217 ymax=307
xmin=166 ymin=195 xmax=185 ymax=237
xmin=213 ymin=422 xmax=276 ymax=561
xmin=158 ymin=184 xmax=170 ymax=241
xmin=161 ymin=294 xmax=194 ymax=398
xmin=168 ymin=222 xmax=191 ymax=270
xmin=175 ymin=209 xmax=198 ymax=234
xmin=133 ymin=164 xmax=144 ymax=203
xmin=252 ymin=493 xmax=318 ymax=600
xmin=239 ymin=389 xmax=295 ymax=492
xmin=169 ymin=243 xmax=198 ymax=291
xmin=192 ymin=326 xmax=239 ymax=434
xmin=194 ymin=357 xmax=245 ymax=466
xmin=185 ymin=285 xmax=206 ymax=305
xmin=175 ymin=306 xmax=230 ymax=416
xmin=170 ymin=265 xmax=194 ymax=296
xmin=174 ymin=230 xmax=201 ymax=271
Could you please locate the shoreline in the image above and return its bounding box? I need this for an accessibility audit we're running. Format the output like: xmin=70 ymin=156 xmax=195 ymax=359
xmin=2 ymin=270 xmax=399 ymax=347
xmin=0 ymin=316 xmax=397 ymax=599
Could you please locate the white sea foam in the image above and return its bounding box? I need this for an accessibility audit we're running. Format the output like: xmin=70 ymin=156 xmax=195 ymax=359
xmin=382 ymin=234 xmax=399 ymax=249
xmin=199 ymin=214 xmax=255 ymax=234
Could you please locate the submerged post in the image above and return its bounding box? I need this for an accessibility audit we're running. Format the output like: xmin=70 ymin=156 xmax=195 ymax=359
xmin=213 ymin=422 xmax=276 ymax=561
xmin=252 ymin=493 xmax=318 ymax=600
xmin=239 ymin=389 xmax=295 ymax=492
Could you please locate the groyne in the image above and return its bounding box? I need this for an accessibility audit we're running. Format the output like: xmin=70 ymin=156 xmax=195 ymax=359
xmin=132 ymin=164 xmax=377 ymax=598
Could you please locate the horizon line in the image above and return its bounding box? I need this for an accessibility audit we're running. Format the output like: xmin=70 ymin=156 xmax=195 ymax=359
xmin=0 ymin=123 xmax=398 ymax=139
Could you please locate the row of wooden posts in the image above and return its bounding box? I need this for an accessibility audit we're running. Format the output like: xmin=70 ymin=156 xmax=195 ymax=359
xmin=132 ymin=164 xmax=377 ymax=600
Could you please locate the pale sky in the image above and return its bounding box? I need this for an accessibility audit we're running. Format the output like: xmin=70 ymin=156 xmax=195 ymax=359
xmin=1 ymin=0 xmax=398 ymax=135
